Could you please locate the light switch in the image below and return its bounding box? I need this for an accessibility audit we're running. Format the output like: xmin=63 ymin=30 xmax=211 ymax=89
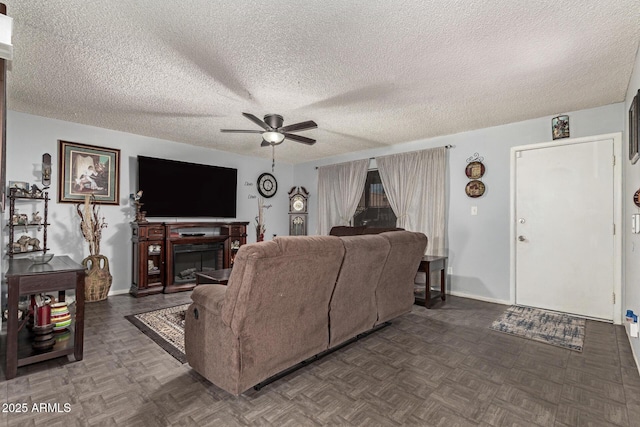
xmin=471 ymin=206 xmax=478 ymax=216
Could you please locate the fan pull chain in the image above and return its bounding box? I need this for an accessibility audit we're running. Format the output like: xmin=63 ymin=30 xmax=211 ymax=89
xmin=272 ymin=145 xmax=275 ymax=172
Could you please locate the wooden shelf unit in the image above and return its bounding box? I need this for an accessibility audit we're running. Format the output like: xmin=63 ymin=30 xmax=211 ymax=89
xmin=130 ymin=221 xmax=248 ymax=297
xmin=7 ymin=189 xmax=49 ymax=258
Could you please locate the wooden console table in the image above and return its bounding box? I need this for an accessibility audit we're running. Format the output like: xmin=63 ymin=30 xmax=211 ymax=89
xmin=4 ymin=256 xmax=85 ymax=380
xmin=414 ymin=255 xmax=447 ymax=309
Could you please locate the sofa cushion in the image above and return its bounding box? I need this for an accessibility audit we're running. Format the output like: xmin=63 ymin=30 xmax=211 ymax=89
xmin=329 ymin=234 xmax=390 ymax=347
xmin=221 ymin=236 xmax=345 ymax=393
xmin=375 ymin=231 xmax=428 ymax=324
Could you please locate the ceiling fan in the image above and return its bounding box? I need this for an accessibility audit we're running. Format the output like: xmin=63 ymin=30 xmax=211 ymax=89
xmin=221 ymin=113 xmax=317 ymax=147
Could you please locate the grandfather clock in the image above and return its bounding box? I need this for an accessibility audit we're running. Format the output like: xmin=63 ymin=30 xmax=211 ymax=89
xmin=288 ymin=186 xmax=309 ymax=236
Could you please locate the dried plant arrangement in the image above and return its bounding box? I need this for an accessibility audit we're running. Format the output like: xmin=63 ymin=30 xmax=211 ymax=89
xmin=76 ymin=194 xmax=108 ymax=255
xmin=255 ymin=197 xmax=266 ymax=242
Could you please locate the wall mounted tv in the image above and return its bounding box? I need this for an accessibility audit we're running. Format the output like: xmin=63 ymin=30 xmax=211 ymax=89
xmin=137 ymin=156 xmax=237 ymax=218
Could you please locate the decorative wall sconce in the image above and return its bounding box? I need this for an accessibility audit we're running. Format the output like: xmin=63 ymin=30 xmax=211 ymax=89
xmin=42 ymin=153 xmax=51 ymax=187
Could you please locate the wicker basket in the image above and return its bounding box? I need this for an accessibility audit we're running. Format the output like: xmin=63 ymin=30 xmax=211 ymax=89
xmin=83 ymin=255 xmax=112 ymax=302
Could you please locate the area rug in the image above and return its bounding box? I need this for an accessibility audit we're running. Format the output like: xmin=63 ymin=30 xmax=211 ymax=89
xmin=125 ymin=304 xmax=190 ymax=363
xmin=489 ymin=305 xmax=585 ymax=352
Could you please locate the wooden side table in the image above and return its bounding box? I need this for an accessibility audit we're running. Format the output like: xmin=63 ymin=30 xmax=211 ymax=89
xmin=415 ymin=255 xmax=447 ymax=308
xmin=5 ymin=256 xmax=85 ymax=380
xmin=195 ymin=268 xmax=232 ymax=286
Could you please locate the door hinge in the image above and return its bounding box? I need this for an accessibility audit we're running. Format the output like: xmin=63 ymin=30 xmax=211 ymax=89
xmin=613 ymin=223 xmax=616 ymax=235
xmin=613 ymin=155 xmax=616 ymax=166
xmin=613 ymin=292 xmax=616 ymax=304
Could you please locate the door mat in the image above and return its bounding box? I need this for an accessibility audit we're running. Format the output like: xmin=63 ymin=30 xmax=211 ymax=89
xmin=125 ymin=304 xmax=190 ymax=363
xmin=489 ymin=305 xmax=585 ymax=352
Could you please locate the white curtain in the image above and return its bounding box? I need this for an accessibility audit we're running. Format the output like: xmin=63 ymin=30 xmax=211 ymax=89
xmin=317 ymin=159 xmax=369 ymax=235
xmin=377 ymin=147 xmax=447 ymax=255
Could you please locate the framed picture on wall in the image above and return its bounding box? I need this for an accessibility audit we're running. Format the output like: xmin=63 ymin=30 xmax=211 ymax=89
xmin=630 ymin=90 xmax=640 ymax=164
xmin=552 ymin=115 xmax=570 ymax=140
xmin=58 ymin=140 xmax=120 ymax=204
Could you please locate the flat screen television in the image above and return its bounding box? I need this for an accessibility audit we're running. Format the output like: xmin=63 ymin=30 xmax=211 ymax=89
xmin=137 ymin=156 xmax=237 ymax=218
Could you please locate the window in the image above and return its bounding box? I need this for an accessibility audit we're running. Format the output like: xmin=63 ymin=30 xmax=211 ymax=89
xmin=353 ymin=170 xmax=397 ymax=227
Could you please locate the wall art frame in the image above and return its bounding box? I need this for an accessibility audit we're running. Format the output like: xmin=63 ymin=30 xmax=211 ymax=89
xmin=58 ymin=140 xmax=120 ymax=204
xmin=630 ymin=89 xmax=640 ymax=164
xmin=552 ymin=115 xmax=570 ymax=140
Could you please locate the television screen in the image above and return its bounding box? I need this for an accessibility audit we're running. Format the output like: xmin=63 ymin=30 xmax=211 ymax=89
xmin=137 ymin=156 xmax=237 ymax=218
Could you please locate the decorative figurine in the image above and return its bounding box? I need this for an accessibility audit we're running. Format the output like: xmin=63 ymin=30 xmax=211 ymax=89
xmin=16 ymin=235 xmax=41 ymax=252
xmin=131 ymin=190 xmax=147 ymax=223
xmin=29 ymin=184 xmax=44 ymax=198
xmin=31 ymin=211 xmax=42 ymax=225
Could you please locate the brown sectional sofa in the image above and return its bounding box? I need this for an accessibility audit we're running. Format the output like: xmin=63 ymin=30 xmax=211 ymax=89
xmin=184 ymin=231 xmax=427 ymax=395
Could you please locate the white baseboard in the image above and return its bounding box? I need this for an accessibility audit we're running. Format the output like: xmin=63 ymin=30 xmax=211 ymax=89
xmin=108 ymin=288 xmax=130 ymax=296
xmin=448 ymin=290 xmax=510 ymax=306
xmin=625 ymin=323 xmax=640 ymax=377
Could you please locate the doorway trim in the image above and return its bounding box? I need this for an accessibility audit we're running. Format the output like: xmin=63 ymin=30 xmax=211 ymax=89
xmin=509 ymin=132 xmax=622 ymax=324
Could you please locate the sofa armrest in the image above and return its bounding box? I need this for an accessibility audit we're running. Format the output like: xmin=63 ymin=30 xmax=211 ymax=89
xmin=191 ymin=285 xmax=227 ymax=316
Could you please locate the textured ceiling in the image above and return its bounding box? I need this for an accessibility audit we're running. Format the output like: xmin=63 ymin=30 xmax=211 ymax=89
xmin=4 ymin=0 xmax=640 ymax=163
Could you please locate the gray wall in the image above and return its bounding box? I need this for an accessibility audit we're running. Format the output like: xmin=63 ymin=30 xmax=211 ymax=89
xmin=294 ymin=103 xmax=624 ymax=304
xmin=3 ymin=111 xmax=294 ymax=295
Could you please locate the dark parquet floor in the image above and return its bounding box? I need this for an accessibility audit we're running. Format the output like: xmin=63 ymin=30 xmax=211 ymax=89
xmin=1 ymin=293 xmax=639 ymax=426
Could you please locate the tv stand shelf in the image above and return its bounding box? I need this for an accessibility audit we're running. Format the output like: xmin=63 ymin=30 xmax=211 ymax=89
xmin=130 ymin=221 xmax=248 ymax=297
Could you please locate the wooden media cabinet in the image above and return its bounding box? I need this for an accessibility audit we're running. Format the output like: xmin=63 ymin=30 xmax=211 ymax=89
xmin=130 ymin=221 xmax=248 ymax=297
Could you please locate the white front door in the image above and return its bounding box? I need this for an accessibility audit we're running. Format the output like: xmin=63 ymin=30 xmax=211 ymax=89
xmin=514 ymin=137 xmax=615 ymax=320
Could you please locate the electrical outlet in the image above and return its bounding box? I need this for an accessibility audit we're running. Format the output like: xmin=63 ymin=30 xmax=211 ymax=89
xmin=471 ymin=206 xmax=478 ymax=215
xmin=447 ymin=267 xmax=453 ymax=275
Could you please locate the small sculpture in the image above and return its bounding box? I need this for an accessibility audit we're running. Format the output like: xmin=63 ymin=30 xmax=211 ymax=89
xmin=31 ymin=211 xmax=42 ymax=225
xmin=130 ymin=190 xmax=147 ymax=222
xmin=17 ymin=235 xmax=41 ymax=252
xmin=12 ymin=212 xmax=28 ymax=225
xmin=29 ymin=184 xmax=43 ymax=198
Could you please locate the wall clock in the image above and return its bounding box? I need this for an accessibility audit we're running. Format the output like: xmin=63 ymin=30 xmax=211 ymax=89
xmin=257 ymin=172 xmax=278 ymax=198
xmin=288 ymin=186 xmax=309 ymax=235
xmin=634 ymin=188 xmax=640 ymax=208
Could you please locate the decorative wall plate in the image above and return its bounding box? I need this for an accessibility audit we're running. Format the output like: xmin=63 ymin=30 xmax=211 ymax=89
xmin=465 ymin=161 xmax=485 ymax=179
xmin=465 ymin=180 xmax=486 ymax=198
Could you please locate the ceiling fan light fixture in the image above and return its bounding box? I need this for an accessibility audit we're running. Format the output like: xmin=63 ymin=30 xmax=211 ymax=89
xmin=262 ymin=131 xmax=285 ymax=144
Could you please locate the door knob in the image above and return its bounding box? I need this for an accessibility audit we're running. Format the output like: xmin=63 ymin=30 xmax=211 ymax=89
xmin=518 ymin=235 xmax=526 ymax=242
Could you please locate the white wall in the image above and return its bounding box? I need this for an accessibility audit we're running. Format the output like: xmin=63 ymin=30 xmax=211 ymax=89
xmin=294 ymin=103 xmax=624 ymax=304
xmin=624 ymin=45 xmax=640 ymax=366
xmin=3 ymin=111 xmax=294 ymax=295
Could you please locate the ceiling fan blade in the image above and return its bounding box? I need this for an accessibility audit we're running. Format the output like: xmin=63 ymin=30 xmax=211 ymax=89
xmin=261 ymin=139 xmax=272 ymax=147
xmin=279 ymin=120 xmax=318 ymax=133
xmin=283 ymin=132 xmax=316 ymax=145
xmin=220 ymin=129 xmax=264 ymax=133
xmin=242 ymin=112 xmax=271 ymax=130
